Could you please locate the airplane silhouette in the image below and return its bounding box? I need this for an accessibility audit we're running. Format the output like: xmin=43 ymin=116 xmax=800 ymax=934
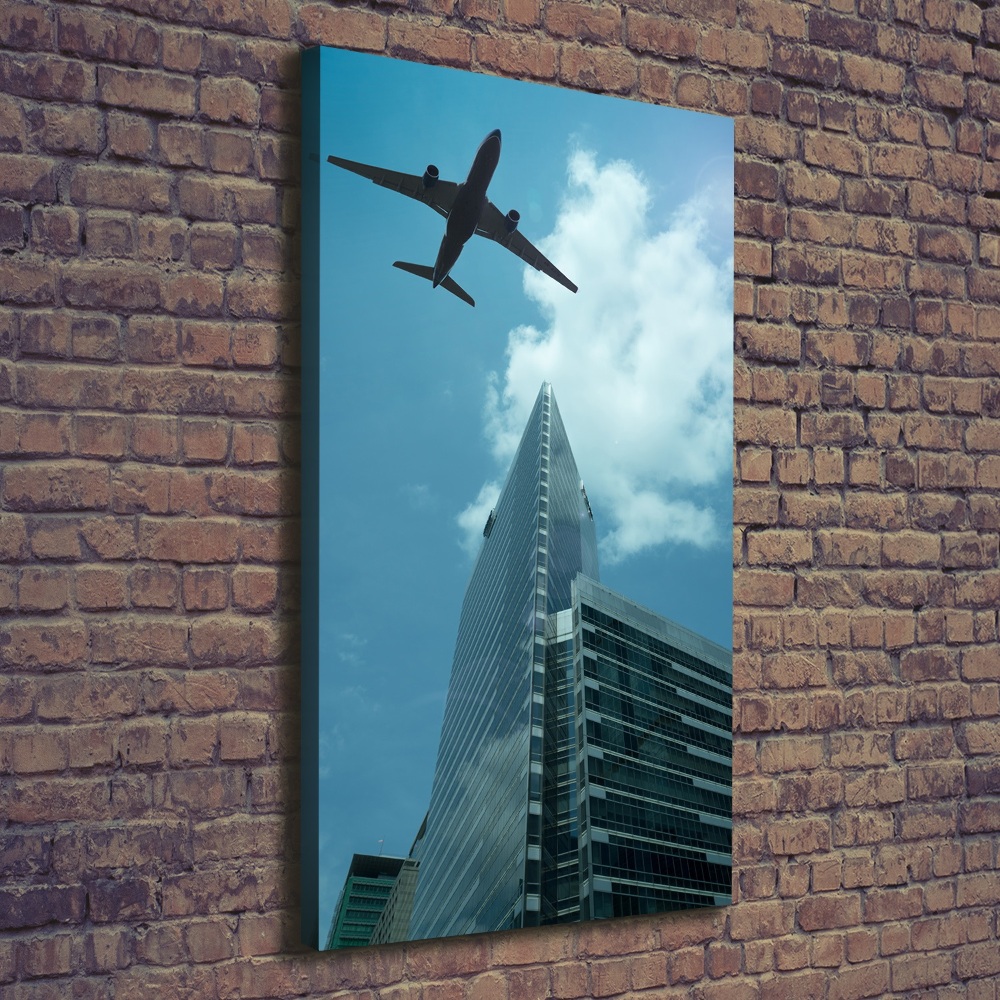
xmin=328 ymin=129 xmax=578 ymax=307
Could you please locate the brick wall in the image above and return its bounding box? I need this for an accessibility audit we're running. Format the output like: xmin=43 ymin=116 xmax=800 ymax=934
xmin=2 ymin=0 xmax=998 ymax=997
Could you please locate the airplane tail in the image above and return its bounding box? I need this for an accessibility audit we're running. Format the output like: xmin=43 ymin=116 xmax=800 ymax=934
xmin=392 ymin=261 xmax=475 ymax=308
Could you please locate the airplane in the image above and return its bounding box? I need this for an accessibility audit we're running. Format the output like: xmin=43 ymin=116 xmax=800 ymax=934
xmin=327 ymin=129 xmax=578 ymax=307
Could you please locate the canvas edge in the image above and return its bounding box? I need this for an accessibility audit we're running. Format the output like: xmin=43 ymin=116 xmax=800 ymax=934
xmin=299 ymin=42 xmax=323 ymax=952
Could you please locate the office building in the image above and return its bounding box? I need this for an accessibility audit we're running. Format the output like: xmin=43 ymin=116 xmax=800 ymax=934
xmin=408 ymin=383 xmax=732 ymax=941
xmin=324 ymin=854 xmax=408 ymax=950
xmin=370 ymin=858 xmax=420 ymax=945
xmin=564 ymin=576 xmax=732 ymax=920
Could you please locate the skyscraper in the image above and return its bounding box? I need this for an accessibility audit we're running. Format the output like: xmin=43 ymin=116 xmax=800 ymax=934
xmin=408 ymin=383 xmax=732 ymax=941
xmin=563 ymin=576 xmax=732 ymax=920
xmin=325 ymin=854 xmax=409 ymax=949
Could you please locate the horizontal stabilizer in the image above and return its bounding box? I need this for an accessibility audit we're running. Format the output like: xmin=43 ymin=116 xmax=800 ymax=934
xmin=392 ymin=261 xmax=475 ymax=308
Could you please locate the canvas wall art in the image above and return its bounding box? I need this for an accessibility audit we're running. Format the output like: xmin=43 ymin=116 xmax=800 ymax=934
xmin=301 ymin=45 xmax=735 ymax=951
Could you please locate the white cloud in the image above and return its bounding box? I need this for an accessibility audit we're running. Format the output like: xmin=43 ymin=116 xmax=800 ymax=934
xmin=456 ymin=479 xmax=501 ymax=558
xmin=468 ymin=148 xmax=732 ymax=565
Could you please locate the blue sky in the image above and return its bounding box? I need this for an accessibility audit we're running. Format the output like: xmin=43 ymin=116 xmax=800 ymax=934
xmin=312 ymin=47 xmax=734 ymax=941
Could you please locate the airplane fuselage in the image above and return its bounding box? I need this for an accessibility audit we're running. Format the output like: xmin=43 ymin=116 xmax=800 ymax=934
xmin=432 ymin=129 xmax=501 ymax=287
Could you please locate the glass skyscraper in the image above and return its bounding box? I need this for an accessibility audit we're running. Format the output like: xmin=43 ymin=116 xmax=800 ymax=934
xmin=325 ymin=854 xmax=409 ymax=949
xmin=568 ymin=576 xmax=732 ymax=919
xmin=409 ymin=383 xmax=599 ymax=939
xmin=406 ymin=383 xmax=732 ymax=941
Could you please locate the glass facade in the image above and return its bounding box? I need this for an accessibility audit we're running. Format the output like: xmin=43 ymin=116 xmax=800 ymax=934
xmin=409 ymin=384 xmax=598 ymax=940
xmin=572 ymin=576 xmax=732 ymax=919
xmin=370 ymin=858 xmax=420 ymax=945
xmin=407 ymin=383 xmax=731 ymax=942
xmin=325 ymin=855 xmax=408 ymax=949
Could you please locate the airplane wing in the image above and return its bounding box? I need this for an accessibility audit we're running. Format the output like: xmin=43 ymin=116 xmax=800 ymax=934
xmin=475 ymin=199 xmax=578 ymax=294
xmin=327 ymin=155 xmax=459 ymax=220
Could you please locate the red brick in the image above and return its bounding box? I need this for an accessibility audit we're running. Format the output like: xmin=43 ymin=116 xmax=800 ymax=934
xmin=185 ymin=918 xmax=236 ymax=963
xmin=761 ymin=735 xmax=824 ymax=773
xmin=4 ymin=460 xmax=111 ymax=512
xmin=735 ymin=238 xmax=772 ymax=278
xmin=543 ymin=1 xmax=621 ymax=42
xmin=104 ymin=111 xmax=154 ymax=161
xmin=130 ymin=415 xmax=179 ymax=462
xmin=235 ymin=912 xmax=289 ymax=958
xmin=164 ymin=272 xmax=225 ymax=318
xmin=118 ymin=718 xmax=167 ymax=768
xmin=138 ymin=518 xmax=238 ymax=564
xmin=808 ymin=533 xmax=872 ymax=575
xmin=71 ymin=167 xmax=171 ymax=218
xmin=957 ymin=941 xmax=1000 ymax=980
xmin=730 ymin=900 xmax=794 ymax=941
xmin=58 ymin=8 xmax=158 ymax=64
xmin=734 ymin=566 xmax=795 ymax=607
xmin=702 ymin=28 xmax=768 ymax=70
xmin=90 ymin=618 xmax=187 ymax=667
xmin=62 ymin=262 xmax=161 ymax=314
xmin=16 ymin=411 xmax=71 ymax=458
xmin=703 ymin=942 xmax=740 ymax=979
xmin=233 ymin=325 xmax=280 ymax=368
xmin=773 ymin=41 xmax=838 ymax=86
xmin=0 ymin=51 xmax=97 ymax=103
xmin=1 ymin=254 xmax=59 ymax=304
xmin=907 ymin=760 xmax=965 ymax=799
xmin=166 ymin=717 xmax=216 ymax=766
xmin=218 ymin=711 xmax=265 ymax=763
xmin=90 ymin=878 xmax=158 ymax=923
xmin=230 ymin=423 xmax=279 ymax=466
xmin=0 ymin=886 xmax=86 ymax=931
xmin=17 ymin=932 xmax=75 ymax=979
xmin=226 ymin=275 xmax=288 ymax=320
xmin=625 ymin=12 xmax=697 ymax=57
xmin=75 ymin=567 xmax=128 ymax=610
xmin=188 ymin=615 xmax=277 ymax=667
xmin=388 ymin=20 xmax=471 ymax=68
xmin=159 ymin=122 xmax=207 ymax=168
xmin=880 ymin=530 xmax=939 ymax=568
xmin=767 ymin=818 xmax=831 ymax=857
xmin=667 ymin=946 xmax=704 ymax=985
xmin=557 ymin=43 xmax=637 ymax=95
xmin=96 ymin=66 xmax=194 ymax=117
xmin=182 ymin=568 xmax=229 ymax=611
xmin=301 ymin=4 xmax=387 ymax=48
xmin=231 ymin=567 xmax=278 ymax=612
xmin=3 ymin=1 xmax=55 ymax=50
xmin=86 ymin=212 xmax=135 ymax=257
xmin=129 ymin=566 xmax=179 ymax=608
xmin=675 ymin=72 xmax=712 ymax=108
xmin=206 ymin=128 xmax=253 ymax=175
xmin=762 ymin=651 xmax=827 ymax=689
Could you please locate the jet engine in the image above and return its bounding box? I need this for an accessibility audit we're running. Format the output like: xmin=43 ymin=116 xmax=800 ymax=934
xmin=422 ymin=165 xmax=439 ymax=189
xmin=504 ymin=209 xmax=520 ymax=233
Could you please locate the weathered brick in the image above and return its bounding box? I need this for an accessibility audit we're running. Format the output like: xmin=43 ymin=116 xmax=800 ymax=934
xmin=625 ymin=12 xmax=697 ymax=58
xmin=543 ymin=1 xmax=621 ymax=42
xmin=388 ymin=20 xmax=471 ymax=69
xmin=0 ymin=4 xmax=995 ymax=996
xmin=730 ymin=900 xmax=794 ymax=941
xmin=0 ymin=52 xmax=96 ymax=102
xmin=558 ymin=42 xmax=637 ymax=95
xmin=138 ymin=518 xmax=239 ymax=564
xmin=159 ymin=122 xmax=207 ymax=168
xmin=0 ymin=886 xmax=86 ymax=931
xmin=773 ymin=42 xmax=838 ymax=86
xmin=798 ymin=893 xmax=861 ymax=932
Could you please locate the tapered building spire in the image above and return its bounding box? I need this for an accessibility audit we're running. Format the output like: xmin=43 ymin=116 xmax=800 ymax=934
xmin=407 ymin=383 xmax=731 ymax=942
xmin=409 ymin=384 xmax=598 ymax=938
